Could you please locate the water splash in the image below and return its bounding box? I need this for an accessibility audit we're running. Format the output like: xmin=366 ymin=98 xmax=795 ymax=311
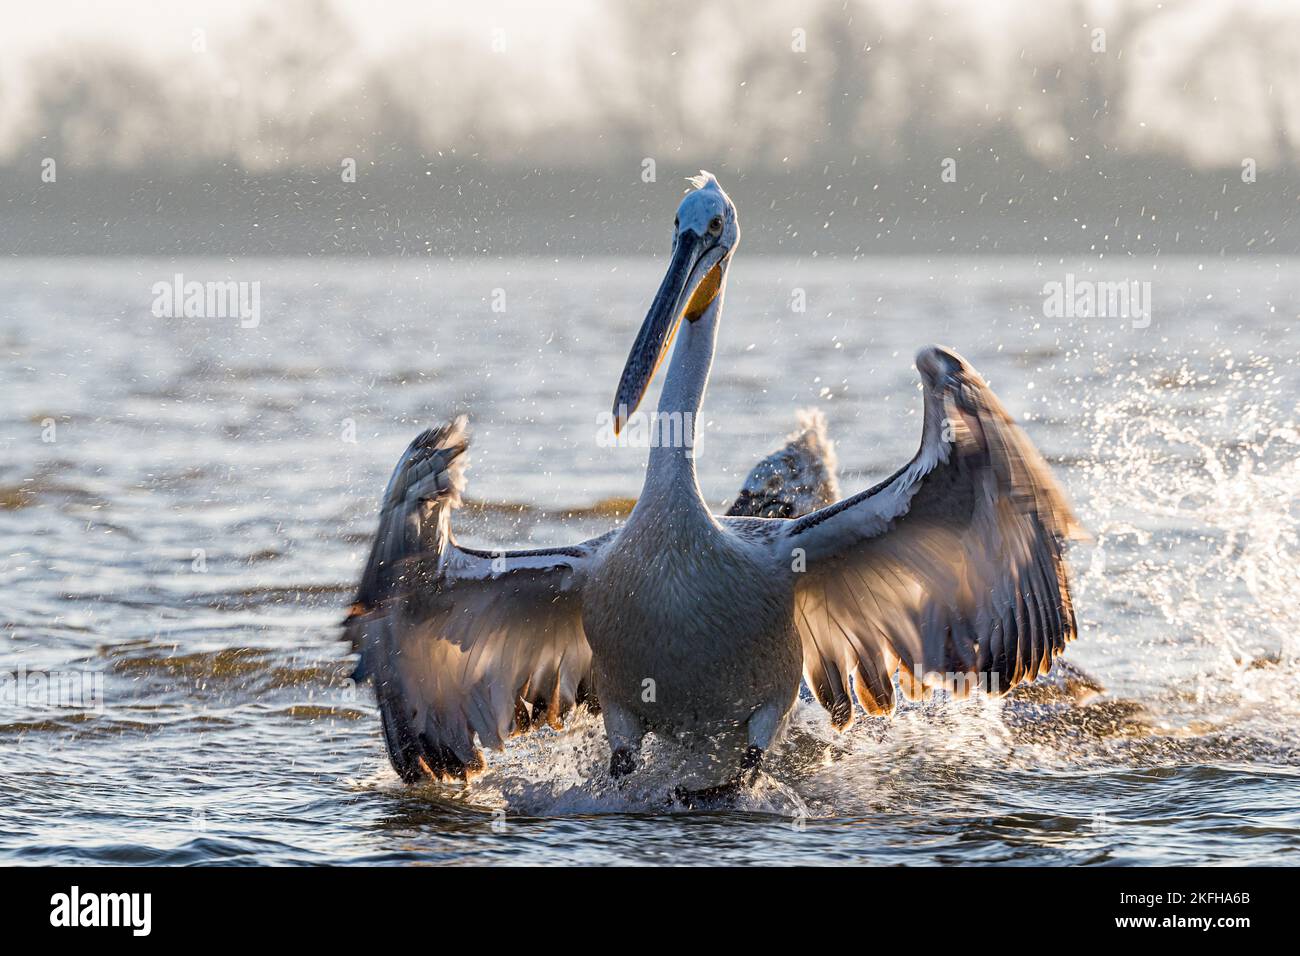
xmin=1081 ymin=355 xmax=1299 ymax=650
xmin=1076 ymin=352 xmax=1300 ymax=744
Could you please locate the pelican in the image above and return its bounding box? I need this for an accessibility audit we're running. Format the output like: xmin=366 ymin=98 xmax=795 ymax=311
xmin=726 ymin=409 xmax=840 ymax=519
xmin=345 ymin=172 xmax=1080 ymax=792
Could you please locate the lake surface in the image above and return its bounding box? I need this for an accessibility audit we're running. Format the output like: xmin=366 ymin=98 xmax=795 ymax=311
xmin=2 ymin=255 xmax=1298 ymax=865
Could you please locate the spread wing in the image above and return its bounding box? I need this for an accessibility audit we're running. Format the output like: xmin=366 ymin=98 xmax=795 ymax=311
xmin=779 ymin=347 xmax=1082 ymax=727
xmin=726 ymin=408 xmax=841 ymax=518
xmin=344 ymin=417 xmax=612 ymax=782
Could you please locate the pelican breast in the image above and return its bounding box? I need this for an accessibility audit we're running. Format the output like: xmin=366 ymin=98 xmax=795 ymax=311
xmin=582 ymin=516 xmax=802 ymax=744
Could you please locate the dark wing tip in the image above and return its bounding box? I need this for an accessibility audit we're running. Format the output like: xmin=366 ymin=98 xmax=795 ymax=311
xmin=914 ymin=345 xmax=969 ymax=386
xmin=384 ymin=415 xmax=471 ymax=512
xmin=348 ymin=415 xmax=473 ymax=632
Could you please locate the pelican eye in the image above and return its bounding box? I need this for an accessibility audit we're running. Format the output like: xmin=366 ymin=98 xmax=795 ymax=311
xmin=708 ymin=216 xmax=724 ymax=237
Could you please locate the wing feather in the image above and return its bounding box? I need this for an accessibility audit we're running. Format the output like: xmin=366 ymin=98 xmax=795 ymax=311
xmin=344 ymin=417 xmax=610 ymax=782
xmin=782 ymin=347 xmax=1080 ymax=724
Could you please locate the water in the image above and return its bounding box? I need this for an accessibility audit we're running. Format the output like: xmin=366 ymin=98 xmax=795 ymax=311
xmin=2 ymin=255 xmax=1298 ymax=865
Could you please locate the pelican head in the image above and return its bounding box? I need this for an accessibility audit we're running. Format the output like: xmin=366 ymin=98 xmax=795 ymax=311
xmin=612 ymin=171 xmax=739 ymax=433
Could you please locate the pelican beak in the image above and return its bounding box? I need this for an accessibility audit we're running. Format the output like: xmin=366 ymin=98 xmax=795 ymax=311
xmin=611 ymin=231 xmax=725 ymax=434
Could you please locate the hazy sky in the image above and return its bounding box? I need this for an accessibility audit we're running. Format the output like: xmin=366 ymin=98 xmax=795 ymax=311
xmin=0 ymin=0 xmax=600 ymax=55
xmin=5 ymin=0 xmax=1298 ymax=177
xmin=3 ymin=0 xmax=1297 ymax=253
